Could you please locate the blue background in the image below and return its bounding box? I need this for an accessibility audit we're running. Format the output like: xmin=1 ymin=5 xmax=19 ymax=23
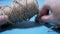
xmin=0 ymin=0 xmax=59 ymax=34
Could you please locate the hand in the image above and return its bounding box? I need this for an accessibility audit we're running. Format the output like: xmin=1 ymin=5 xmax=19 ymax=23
xmin=35 ymin=0 xmax=60 ymax=24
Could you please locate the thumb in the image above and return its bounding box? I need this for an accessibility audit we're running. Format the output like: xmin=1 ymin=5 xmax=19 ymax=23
xmin=41 ymin=14 xmax=54 ymax=22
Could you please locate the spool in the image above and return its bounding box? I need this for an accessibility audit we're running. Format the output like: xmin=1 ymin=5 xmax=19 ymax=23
xmin=0 ymin=0 xmax=39 ymax=25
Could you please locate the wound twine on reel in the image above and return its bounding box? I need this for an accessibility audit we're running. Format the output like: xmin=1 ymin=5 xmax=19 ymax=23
xmin=0 ymin=0 xmax=39 ymax=25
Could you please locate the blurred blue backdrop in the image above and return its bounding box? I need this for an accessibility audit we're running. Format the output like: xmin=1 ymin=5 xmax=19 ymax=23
xmin=0 ymin=0 xmax=59 ymax=34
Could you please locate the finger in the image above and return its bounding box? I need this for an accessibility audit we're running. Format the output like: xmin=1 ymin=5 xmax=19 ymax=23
xmin=0 ymin=15 xmax=8 ymax=26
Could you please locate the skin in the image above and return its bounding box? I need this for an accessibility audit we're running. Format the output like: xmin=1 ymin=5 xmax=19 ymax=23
xmin=35 ymin=0 xmax=60 ymax=29
xmin=0 ymin=15 xmax=8 ymax=26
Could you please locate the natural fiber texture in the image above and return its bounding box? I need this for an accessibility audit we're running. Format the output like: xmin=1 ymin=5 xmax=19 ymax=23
xmin=0 ymin=0 xmax=39 ymax=24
